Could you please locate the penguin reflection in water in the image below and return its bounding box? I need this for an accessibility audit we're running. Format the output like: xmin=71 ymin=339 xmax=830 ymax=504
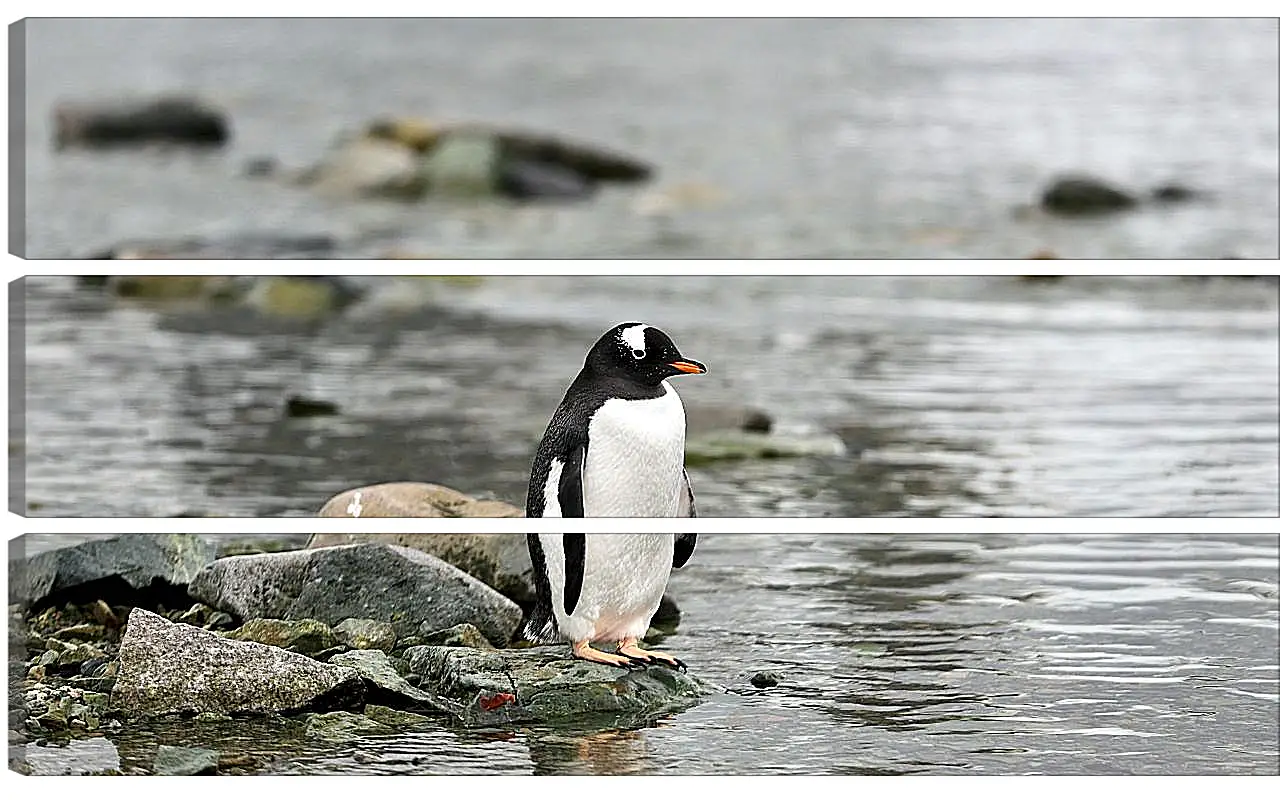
xmin=524 ymin=323 xmax=705 ymax=670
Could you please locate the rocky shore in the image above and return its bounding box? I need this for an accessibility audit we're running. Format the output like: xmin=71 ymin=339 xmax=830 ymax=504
xmin=8 ymin=534 xmax=710 ymax=775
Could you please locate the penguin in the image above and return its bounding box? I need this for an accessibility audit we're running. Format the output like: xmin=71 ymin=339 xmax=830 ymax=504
xmin=524 ymin=322 xmax=705 ymax=669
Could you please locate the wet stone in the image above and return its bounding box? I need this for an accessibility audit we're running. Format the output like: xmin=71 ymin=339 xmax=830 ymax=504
xmin=334 ymin=618 xmax=398 ymax=653
xmin=154 ymin=745 xmax=219 ymax=776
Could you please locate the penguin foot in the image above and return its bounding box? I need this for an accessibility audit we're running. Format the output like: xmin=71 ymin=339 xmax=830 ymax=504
xmin=572 ymin=641 xmax=646 ymax=670
xmin=618 ymin=638 xmax=687 ymax=672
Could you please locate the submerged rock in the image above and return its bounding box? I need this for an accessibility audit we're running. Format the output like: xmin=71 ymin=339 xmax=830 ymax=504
xmin=113 ymin=608 xmax=364 ymax=717
xmin=154 ymin=745 xmax=219 ymax=776
xmin=308 ymin=529 xmax=532 ymax=605
xmin=10 ymin=534 xmax=214 ymax=608
xmin=684 ymin=403 xmax=774 ymax=436
xmin=1039 ymin=174 xmax=1138 ymax=216
xmin=305 ymin=711 xmax=391 ymax=742
xmin=226 ymin=618 xmax=339 ymax=657
xmin=188 ymin=543 xmax=523 ymax=646
xmin=53 ymin=95 xmax=228 ymax=149
xmin=315 ymin=482 xmax=523 ymax=520
xmin=684 ymin=430 xmax=847 ymax=466
xmin=404 ymin=645 xmax=709 ymax=728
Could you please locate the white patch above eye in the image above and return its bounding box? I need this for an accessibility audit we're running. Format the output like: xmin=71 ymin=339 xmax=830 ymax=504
xmin=631 ymin=348 xmax=646 ymax=360
xmin=619 ymin=324 xmax=648 ymax=353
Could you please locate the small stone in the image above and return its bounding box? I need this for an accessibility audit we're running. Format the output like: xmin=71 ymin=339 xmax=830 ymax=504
xmin=418 ymin=623 xmax=493 ymax=650
xmin=206 ymin=611 xmax=235 ymax=630
xmin=226 ymin=618 xmax=339 ymax=657
xmin=90 ymin=600 xmax=120 ymax=628
xmin=52 ymin=623 xmax=106 ymax=641
xmin=177 ymin=604 xmax=214 ymax=626
xmin=217 ymin=753 xmax=256 ymax=769
xmin=37 ymin=650 xmax=59 ymax=667
xmin=26 ymin=665 xmax=46 ymax=682
xmin=154 ymin=745 xmax=220 ymax=776
xmin=750 ymin=671 xmax=783 ymax=689
xmin=334 ymin=618 xmax=398 ymax=653
xmin=311 ymin=646 xmax=349 ymax=662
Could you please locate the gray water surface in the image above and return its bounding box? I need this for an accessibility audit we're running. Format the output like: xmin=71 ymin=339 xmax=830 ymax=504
xmin=18 ymin=275 xmax=1280 ymax=517
xmin=14 ymin=533 xmax=1280 ymax=775
xmin=19 ymin=18 xmax=1280 ymax=258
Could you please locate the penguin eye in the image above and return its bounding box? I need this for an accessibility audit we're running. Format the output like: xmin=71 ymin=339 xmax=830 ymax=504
xmin=630 ymin=348 xmax=646 ymax=360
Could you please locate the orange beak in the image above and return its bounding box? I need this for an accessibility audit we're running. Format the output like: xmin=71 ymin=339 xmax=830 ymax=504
xmin=668 ymin=360 xmax=707 ymax=375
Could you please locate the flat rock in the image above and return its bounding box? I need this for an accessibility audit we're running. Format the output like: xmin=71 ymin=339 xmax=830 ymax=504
xmin=404 ymin=645 xmax=709 ymax=728
xmin=112 ymin=608 xmax=364 ymax=717
xmin=10 ymin=534 xmax=214 ymax=608
xmin=154 ymin=745 xmax=219 ymax=776
xmin=419 ymin=622 xmax=494 ymax=650
xmin=684 ymin=430 xmax=847 ymax=466
xmin=226 ymin=618 xmax=339 ymax=657
xmin=333 ymin=618 xmax=398 ymax=652
xmin=308 ymin=529 xmax=533 ymax=605
xmin=189 ymin=543 xmax=523 ymax=646
xmin=363 ymin=704 xmax=435 ymax=727
xmin=329 ymin=649 xmax=454 ymax=714
xmin=684 ymin=403 xmax=774 ymax=436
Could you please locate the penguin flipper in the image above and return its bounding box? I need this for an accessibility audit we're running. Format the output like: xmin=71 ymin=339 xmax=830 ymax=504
xmin=674 ymin=533 xmax=697 ymax=569
xmin=563 ymin=533 xmax=586 ymax=616
xmin=678 ymin=468 xmax=697 ymax=518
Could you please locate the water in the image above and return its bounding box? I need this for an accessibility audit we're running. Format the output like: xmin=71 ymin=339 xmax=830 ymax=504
xmin=18 ymin=275 xmax=1280 ymax=517
xmin=13 ymin=533 xmax=1280 ymax=775
xmin=19 ymin=18 xmax=1280 ymax=259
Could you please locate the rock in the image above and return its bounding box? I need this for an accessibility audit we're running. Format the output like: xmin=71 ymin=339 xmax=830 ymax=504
xmin=329 ymin=649 xmax=452 ymax=713
xmin=112 ymin=608 xmax=364 ymax=716
xmin=298 ymin=135 xmax=426 ymax=200
xmin=1039 ymin=174 xmax=1138 ymax=216
xmin=1150 ymin=182 xmax=1202 ymax=204
xmin=315 ymin=482 xmax=523 ymax=520
xmin=56 ymin=643 xmax=106 ymax=674
xmin=284 ymin=395 xmax=340 ymax=418
xmin=226 ymin=619 xmax=339 ymax=657
xmin=498 ymin=157 xmax=595 ymax=201
xmin=404 ymin=645 xmax=709 ymax=728
xmin=363 ymin=704 xmax=435 ymax=727
xmin=10 ymin=533 xmax=214 ymax=608
xmin=420 ymin=130 xmax=503 ymax=196
xmin=367 ymin=118 xmax=654 ymax=187
xmin=684 ymin=403 xmax=774 ymax=436
xmin=51 ymin=623 xmax=105 ymax=641
xmin=89 ymin=237 xmax=338 ymax=261
xmin=305 ymin=711 xmax=391 ymax=742
xmin=684 ymin=430 xmax=847 ymax=466
xmin=217 ymin=753 xmax=256 ymax=770
xmin=154 ymin=745 xmax=219 ymax=776
xmin=241 ymin=276 xmax=365 ymax=319
xmin=333 ymin=618 xmax=397 ymax=653
xmin=89 ymin=600 xmax=120 ymax=628
xmin=750 ymin=671 xmax=783 ymax=689
xmin=307 ymin=529 xmax=532 ymax=606
xmin=189 ymin=543 xmax=523 ymax=646
xmin=419 ymin=623 xmax=493 ymax=650
xmin=53 ymin=95 xmax=228 ymax=149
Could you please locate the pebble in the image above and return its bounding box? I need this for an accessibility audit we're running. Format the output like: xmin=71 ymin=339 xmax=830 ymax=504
xmin=750 ymin=671 xmax=783 ymax=689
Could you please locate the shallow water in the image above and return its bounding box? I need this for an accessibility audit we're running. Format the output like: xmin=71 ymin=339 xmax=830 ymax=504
xmin=19 ymin=18 xmax=1280 ymax=258
xmin=18 ymin=275 xmax=1280 ymax=517
xmin=14 ymin=533 xmax=1280 ymax=775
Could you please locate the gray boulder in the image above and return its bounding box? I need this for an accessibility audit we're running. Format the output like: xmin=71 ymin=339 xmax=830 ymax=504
xmin=314 ymin=482 xmax=523 ymax=519
xmin=404 ymin=645 xmax=709 ymax=728
xmin=112 ymin=608 xmax=364 ymax=717
xmin=10 ymin=534 xmax=215 ymax=607
xmin=308 ymin=530 xmax=534 ymax=606
xmin=188 ymin=543 xmax=523 ymax=646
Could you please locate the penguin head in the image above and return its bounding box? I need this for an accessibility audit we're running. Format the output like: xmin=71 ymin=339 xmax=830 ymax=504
xmin=585 ymin=323 xmax=707 ymax=386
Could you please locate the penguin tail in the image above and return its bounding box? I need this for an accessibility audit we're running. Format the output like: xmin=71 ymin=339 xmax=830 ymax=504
xmin=521 ymin=613 xmax=560 ymax=645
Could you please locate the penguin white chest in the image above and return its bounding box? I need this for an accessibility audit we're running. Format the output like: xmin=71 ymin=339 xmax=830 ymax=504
xmin=584 ymin=384 xmax=687 ymax=516
xmin=539 ymin=533 xmax=675 ymax=643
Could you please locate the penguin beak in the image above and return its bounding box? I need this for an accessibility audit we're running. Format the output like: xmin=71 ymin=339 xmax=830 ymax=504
xmin=668 ymin=359 xmax=707 ymax=375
